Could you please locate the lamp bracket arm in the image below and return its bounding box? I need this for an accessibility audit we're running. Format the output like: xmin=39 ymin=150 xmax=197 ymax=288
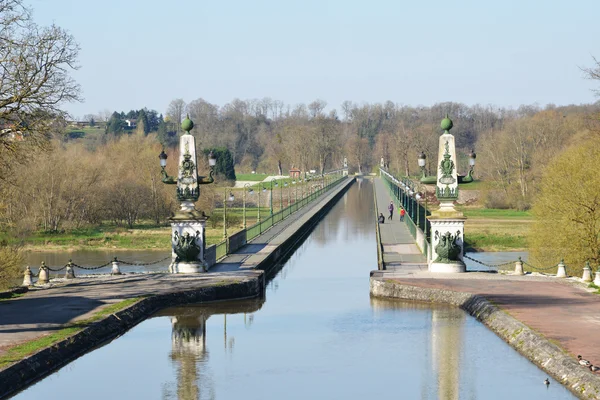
xmin=198 ymin=168 xmax=215 ymax=185
xmin=161 ymin=168 xmax=177 ymax=184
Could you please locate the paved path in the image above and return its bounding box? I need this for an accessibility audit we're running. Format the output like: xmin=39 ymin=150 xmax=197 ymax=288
xmin=0 ymin=179 xmax=350 ymax=356
xmin=381 ymin=270 xmax=600 ymax=369
xmin=373 ymin=177 xmax=426 ymax=270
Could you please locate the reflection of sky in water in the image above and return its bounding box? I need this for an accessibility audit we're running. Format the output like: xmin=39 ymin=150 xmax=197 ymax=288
xmin=25 ymin=249 xmax=171 ymax=275
xmin=464 ymin=251 xmax=528 ymax=272
xmin=11 ymin=180 xmax=573 ymax=400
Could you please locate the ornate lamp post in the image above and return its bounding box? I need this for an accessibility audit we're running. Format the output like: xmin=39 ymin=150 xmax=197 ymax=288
xmin=268 ymin=178 xmax=277 ymax=215
xmin=160 ymin=116 xmax=217 ymax=273
xmin=242 ymin=184 xmax=253 ymax=230
xmin=279 ymin=180 xmax=283 ymax=210
xmin=284 ymin=181 xmax=290 ymax=209
xmin=418 ymin=151 xmax=427 ymax=180
xmin=428 ymin=115 xmax=467 ymax=273
xmin=343 ymin=156 xmax=348 ymax=176
xmin=223 ymin=191 xmax=234 ymax=241
xmin=259 ymin=185 xmax=266 ymax=223
xmin=462 ymin=149 xmax=477 ymax=183
xmin=292 ymin=179 xmax=298 ymax=204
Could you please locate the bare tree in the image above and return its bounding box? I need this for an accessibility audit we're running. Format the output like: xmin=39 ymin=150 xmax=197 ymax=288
xmin=166 ymin=98 xmax=186 ymax=132
xmin=0 ymin=3 xmax=80 ymax=121
xmin=0 ymin=0 xmax=81 ymax=173
xmin=308 ymin=99 xmax=327 ymax=119
xmin=97 ymin=109 xmax=112 ymax=122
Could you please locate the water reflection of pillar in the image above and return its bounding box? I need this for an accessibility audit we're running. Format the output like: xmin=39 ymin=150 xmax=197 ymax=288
xmin=169 ymin=314 xmax=208 ymax=400
xmin=430 ymin=308 xmax=464 ymax=400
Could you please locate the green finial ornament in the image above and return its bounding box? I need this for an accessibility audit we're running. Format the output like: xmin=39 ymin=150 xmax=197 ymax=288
xmin=440 ymin=114 xmax=453 ymax=133
xmin=181 ymin=115 xmax=194 ymax=133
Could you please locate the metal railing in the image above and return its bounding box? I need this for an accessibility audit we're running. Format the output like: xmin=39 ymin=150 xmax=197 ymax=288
xmin=213 ymin=172 xmax=347 ymax=261
xmin=215 ymin=241 xmax=227 ymax=260
xmin=379 ymin=168 xmax=430 ymax=257
xmin=373 ymin=179 xmax=385 ymax=270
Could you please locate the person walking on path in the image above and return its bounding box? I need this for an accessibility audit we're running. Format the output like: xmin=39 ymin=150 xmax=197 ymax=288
xmin=378 ymin=213 xmax=385 ymax=224
xmin=400 ymin=207 xmax=406 ymax=222
xmin=388 ymin=201 xmax=394 ymax=220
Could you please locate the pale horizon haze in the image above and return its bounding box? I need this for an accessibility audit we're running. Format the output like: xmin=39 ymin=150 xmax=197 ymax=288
xmin=31 ymin=0 xmax=600 ymax=118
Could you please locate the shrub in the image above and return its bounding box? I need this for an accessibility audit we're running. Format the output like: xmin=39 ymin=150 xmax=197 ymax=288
xmin=483 ymin=190 xmax=511 ymax=209
xmin=0 ymin=243 xmax=23 ymax=290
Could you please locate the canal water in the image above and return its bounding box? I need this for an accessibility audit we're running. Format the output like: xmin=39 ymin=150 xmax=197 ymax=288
xmin=11 ymin=179 xmax=574 ymax=399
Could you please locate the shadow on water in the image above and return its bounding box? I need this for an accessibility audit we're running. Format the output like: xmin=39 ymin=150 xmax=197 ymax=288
xmin=8 ymin=179 xmax=575 ymax=400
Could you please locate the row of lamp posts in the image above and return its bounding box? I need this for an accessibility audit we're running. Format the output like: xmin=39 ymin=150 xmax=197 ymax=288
xmin=220 ymin=174 xmax=331 ymax=240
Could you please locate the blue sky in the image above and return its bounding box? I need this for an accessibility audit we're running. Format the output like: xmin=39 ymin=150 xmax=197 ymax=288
xmin=31 ymin=0 xmax=600 ymax=118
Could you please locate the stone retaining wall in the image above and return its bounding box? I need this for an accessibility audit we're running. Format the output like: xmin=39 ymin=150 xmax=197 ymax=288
xmin=0 ymin=277 xmax=264 ymax=399
xmin=370 ymin=278 xmax=600 ymax=400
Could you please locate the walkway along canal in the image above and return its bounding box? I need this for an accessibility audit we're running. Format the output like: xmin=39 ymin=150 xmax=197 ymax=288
xmin=7 ymin=179 xmax=574 ymax=400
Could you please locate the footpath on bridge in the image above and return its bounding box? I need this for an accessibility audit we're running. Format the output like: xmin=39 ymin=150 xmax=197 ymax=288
xmin=0 ymin=177 xmax=354 ymax=375
xmin=373 ymin=177 xmax=426 ymax=270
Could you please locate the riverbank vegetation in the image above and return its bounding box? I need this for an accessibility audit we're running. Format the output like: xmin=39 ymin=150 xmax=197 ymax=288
xmin=528 ymin=136 xmax=600 ymax=274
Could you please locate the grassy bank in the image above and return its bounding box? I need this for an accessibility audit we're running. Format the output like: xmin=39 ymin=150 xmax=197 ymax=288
xmin=235 ymin=173 xmax=269 ymax=181
xmin=4 ymin=211 xmax=264 ymax=251
xmin=461 ymin=207 xmax=532 ymax=251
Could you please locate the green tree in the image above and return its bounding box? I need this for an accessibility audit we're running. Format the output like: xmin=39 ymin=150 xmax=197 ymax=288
xmin=106 ymin=112 xmax=126 ymax=135
xmin=528 ymin=137 xmax=600 ymax=273
xmin=157 ymin=120 xmax=178 ymax=148
xmin=137 ymin=109 xmax=149 ymax=135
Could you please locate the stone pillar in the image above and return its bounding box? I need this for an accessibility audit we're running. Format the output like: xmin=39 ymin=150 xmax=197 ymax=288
xmin=582 ymin=261 xmax=592 ymax=282
xmin=594 ymin=270 xmax=600 ymax=286
xmin=111 ymin=257 xmax=121 ymax=275
xmin=556 ymin=259 xmax=567 ymax=278
xmin=22 ymin=266 xmax=33 ymax=287
xmin=65 ymin=261 xmax=75 ymax=279
xmin=514 ymin=257 xmax=525 ymax=275
xmin=37 ymin=261 xmax=49 ymax=284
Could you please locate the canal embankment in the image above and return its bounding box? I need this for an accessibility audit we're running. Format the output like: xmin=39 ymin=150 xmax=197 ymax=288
xmin=370 ymin=272 xmax=600 ymax=400
xmin=0 ymin=176 xmax=355 ymax=399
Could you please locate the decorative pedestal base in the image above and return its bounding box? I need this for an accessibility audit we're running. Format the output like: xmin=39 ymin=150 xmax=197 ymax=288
xmin=428 ymin=210 xmax=467 ymax=273
xmin=169 ymin=261 xmax=205 ymax=274
xmin=429 ymin=261 xmax=466 ymax=273
xmin=169 ymin=217 xmax=207 ymax=274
